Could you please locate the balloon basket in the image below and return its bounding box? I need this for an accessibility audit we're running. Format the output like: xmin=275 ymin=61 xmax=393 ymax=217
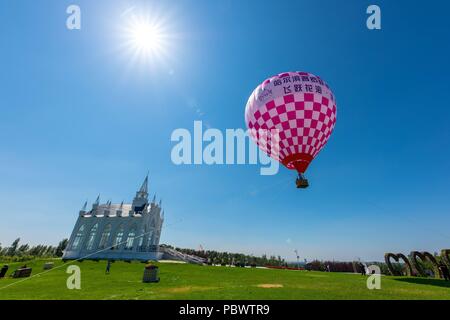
xmin=296 ymin=176 xmax=309 ymax=189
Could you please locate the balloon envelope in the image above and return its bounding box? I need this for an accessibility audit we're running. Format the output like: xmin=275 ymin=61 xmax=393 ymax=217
xmin=245 ymin=71 xmax=337 ymax=174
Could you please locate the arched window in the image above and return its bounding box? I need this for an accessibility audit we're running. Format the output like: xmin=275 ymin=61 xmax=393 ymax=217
xmin=146 ymin=230 xmax=154 ymax=250
xmin=85 ymin=224 xmax=98 ymax=251
xmin=137 ymin=226 xmax=146 ymax=251
xmin=125 ymin=227 xmax=136 ymax=250
xmin=98 ymin=224 xmax=112 ymax=249
xmin=112 ymin=225 xmax=124 ymax=250
xmin=137 ymin=236 xmax=144 ymax=251
xmin=71 ymin=225 xmax=85 ymax=250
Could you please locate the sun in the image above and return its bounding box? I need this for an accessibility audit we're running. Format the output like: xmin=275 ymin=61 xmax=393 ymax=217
xmin=120 ymin=9 xmax=173 ymax=68
xmin=129 ymin=20 xmax=164 ymax=56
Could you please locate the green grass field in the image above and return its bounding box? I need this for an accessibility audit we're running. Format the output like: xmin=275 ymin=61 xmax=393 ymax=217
xmin=0 ymin=259 xmax=449 ymax=300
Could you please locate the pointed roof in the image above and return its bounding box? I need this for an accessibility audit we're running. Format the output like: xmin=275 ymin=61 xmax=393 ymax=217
xmin=139 ymin=174 xmax=148 ymax=194
xmin=81 ymin=200 xmax=87 ymax=211
xmin=94 ymin=195 xmax=100 ymax=205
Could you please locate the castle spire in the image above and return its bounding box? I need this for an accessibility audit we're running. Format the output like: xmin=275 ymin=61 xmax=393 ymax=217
xmin=81 ymin=200 xmax=87 ymax=212
xmin=79 ymin=200 xmax=88 ymax=216
xmin=139 ymin=174 xmax=148 ymax=195
xmin=132 ymin=175 xmax=149 ymax=212
xmin=93 ymin=195 xmax=100 ymax=209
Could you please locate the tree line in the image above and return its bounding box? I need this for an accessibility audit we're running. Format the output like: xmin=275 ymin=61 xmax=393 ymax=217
xmin=0 ymin=238 xmax=68 ymax=262
xmin=161 ymin=244 xmax=287 ymax=267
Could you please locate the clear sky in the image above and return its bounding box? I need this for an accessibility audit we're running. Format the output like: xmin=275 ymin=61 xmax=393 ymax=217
xmin=1 ymin=0 xmax=449 ymax=262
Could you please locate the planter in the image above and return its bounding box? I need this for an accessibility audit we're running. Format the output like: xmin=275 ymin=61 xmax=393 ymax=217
xmin=143 ymin=265 xmax=160 ymax=283
xmin=43 ymin=262 xmax=54 ymax=270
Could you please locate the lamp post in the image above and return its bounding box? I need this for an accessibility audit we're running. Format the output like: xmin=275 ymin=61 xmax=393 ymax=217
xmin=294 ymin=249 xmax=300 ymax=270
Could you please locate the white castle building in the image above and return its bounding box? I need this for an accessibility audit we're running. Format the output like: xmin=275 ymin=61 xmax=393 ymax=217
xmin=63 ymin=176 xmax=164 ymax=261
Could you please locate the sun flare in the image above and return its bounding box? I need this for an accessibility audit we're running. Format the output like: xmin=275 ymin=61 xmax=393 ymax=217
xmin=129 ymin=20 xmax=164 ymax=55
xmin=120 ymin=8 xmax=173 ymax=68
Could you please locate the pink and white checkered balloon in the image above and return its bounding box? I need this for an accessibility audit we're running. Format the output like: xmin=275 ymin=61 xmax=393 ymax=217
xmin=245 ymin=71 xmax=337 ymax=174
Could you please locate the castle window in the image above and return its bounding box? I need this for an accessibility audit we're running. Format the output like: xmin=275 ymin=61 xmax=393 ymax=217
xmin=98 ymin=224 xmax=112 ymax=249
xmin=85 ymin=224 xmax=98 ymax=251
xmin=112 ymin=225 xmax=124 ymax=250
xmin=137 ymin=235 xmax=144 ymax=251
xmin=146 ymin=231 xmax=154 ymax=249
xmin=137 ymin=226 xmax=147 ymax=252
xmin=71 ymin=225 xmax=85 ymax=250
xmin=125 ymin=229 xmax=136 ymax=250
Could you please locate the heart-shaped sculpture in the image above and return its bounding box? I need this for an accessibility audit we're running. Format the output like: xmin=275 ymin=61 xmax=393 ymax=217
xmin=441 ymin=249 xmax=450 ymax=266
xmin=410 ymin=251 xmax=441 ymax=279
xmin=384 ymin=253 xmax=413 ymax=276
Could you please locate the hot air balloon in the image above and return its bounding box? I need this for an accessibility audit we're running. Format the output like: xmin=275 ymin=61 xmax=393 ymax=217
xmin=245 ymin=71 xmax=337 ymax=188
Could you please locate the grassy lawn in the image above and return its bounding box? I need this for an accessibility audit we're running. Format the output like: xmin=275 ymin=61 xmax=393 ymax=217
xmin=0 ymin=259 xmax=449 ymax=300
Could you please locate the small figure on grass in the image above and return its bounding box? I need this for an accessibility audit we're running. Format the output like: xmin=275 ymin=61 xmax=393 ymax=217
xmin=359 ymin=262 xmax=366 ymax=275
xmin=105 ymin=260 xmax=112 ymax=275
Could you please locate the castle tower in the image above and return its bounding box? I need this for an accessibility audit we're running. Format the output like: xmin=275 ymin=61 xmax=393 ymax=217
xmin=132 ymin=175 xmax=149 ymax=213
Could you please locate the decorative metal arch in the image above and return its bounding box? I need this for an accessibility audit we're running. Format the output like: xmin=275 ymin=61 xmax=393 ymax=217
xmin=441 ymin=249 xmax=450 ymax=266
xmin=410 ymin=251 xmax=442 ymax=279
xmin=384 ymin=253 xmax=413 ymax=276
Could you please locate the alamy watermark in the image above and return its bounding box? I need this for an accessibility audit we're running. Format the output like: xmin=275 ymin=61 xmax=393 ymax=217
xmin=170 ymin=121 xmax=280 ymax=175
xmin=66 ymin=265 xmax=81 ymax=289
xmin=367 ymin=5 xmax=381 ymax=30
xmin=65 ymin=4 xmax=380 ymax=31
xmin=366 ymin=265 xmax=381 ymax=290
xmin=66 ymin=4 xmax=81 ymax=30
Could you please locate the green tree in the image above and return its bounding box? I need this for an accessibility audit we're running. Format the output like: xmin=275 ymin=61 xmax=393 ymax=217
xmin=18 ymin=243 xmax=30 ymax=255
xmin=6 ymin=238 xmax=20 ymax=256
xmin=55 ymin=239 xmax=68 ymax=257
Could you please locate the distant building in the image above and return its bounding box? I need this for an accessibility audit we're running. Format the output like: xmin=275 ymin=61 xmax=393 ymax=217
xmin=63 ymin=176 xmax=164 ymax=261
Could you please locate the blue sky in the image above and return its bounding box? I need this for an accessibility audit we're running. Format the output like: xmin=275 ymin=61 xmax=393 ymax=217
xmin=0 ymin=0 xmax=449 ymax=261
